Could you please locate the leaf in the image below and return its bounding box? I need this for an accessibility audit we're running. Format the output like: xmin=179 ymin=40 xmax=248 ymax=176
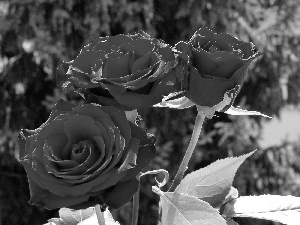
xmin=225 ymin=106 xmax=272 ymax=118
xmin=229 ymin=195 xmax=300 ymax=225
xmin=154 ymin=96 xmax=194 ymax=109
xmin=78 ymin=210 xmax=120 ymax=225
xmin=77 ymin=214 xmax=98 ymax=225
xmin=44 ymin=208 xmax=119 ymax=225
xmin=175 ymin=151 xmax=255 ymax=207
xmin=153 ymin=187 xmax=226 ymax=225
xmin=45 ymin=218 xmax=62 ymax=225
xmin=59 ymin=207 xmax=95 ymax=224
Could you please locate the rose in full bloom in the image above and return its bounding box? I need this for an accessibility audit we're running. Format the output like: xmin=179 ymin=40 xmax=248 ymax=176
xmin=56 ymin=32 xmax=177 ymax=111
xmin=19 ymin=100 xmax=156 ymax=210
xmin=166 ymin=27 xmax=259 ymax=112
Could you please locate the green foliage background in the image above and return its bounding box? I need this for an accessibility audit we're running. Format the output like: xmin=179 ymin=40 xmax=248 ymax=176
xmin=0 ymin=0 xmax=300 ymax=224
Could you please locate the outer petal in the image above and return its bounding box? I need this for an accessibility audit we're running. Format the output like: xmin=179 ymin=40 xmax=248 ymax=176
xmin=42 ymin=193 xmax=90 ymax=210
xmin=71 ymin=48 xmax=106 ymax=74
xmin=27 ymin=177 xmax=49 ymax=207
xmin=70 ymin=104 xmax=110 ymax=120
xmin=100 ymin=106 xmax=131 ymax=145
xmin=209 ymin=51 xmax=244 ymax=79
xmin=158 ymin=44 xmax=176 ymax=62
xmin=103 ymin=179 xmax=139 ymax=209
xmin=56 ymin=62 xmax=72 ymax=89
xmin=19 ymin=130 xmax=38 ymax=159
xmin=106 ymin=70 xmax=177 ymax=110
xmin=120 ymin=122 xmax=156 ymax=182
xmin=132 ymin=38 xmax=155 ymax=56
xmin=187 ymin=59 xmax=254 ymax=107
xmin=103 ymin=52 xmax=131 ymax=78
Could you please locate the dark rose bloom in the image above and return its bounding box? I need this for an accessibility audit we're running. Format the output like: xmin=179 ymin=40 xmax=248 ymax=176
xmin=56 ymin=32 xmax=177 ymax=110
xmin=19 ymin=100 xmax=156 ymax=210
xmin=174 ymin=27 xmax=259 ymax=111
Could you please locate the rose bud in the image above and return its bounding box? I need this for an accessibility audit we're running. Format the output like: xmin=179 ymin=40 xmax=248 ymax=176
xmin=159 ymin=27 xmax=260 ymax=113
xmin=56 ymin=32 xmax=177 ymax=111
xmin=18 ymin=100 xmax=156 ymax=210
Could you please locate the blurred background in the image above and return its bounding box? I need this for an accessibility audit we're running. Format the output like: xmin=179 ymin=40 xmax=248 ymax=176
xmin=0 ymin=0 xmax=300 ymax=224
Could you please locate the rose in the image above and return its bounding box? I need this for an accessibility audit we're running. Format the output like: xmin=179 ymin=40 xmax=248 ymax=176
xmin=18 ymin=100 xmax=156 ymax=210
xmin=56 ymin=32 xmax=177 ymax=111
xmin=160 ymin=27 xmax=259 ymax=112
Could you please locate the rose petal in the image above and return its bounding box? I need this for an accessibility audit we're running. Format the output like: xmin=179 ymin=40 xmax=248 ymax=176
xmin=159 ymin=45 xmax=176 ymax=62
xmin=56 ymin=62 xmax=72 ymax=89
xmin=52 ymin=99 xmax=76 ymax=114
xmin=20 ymin=159 xmax=48 ymax=192
xmin=193 ymin=27 xmax=214 ymax=38
xmin=103 ymin=52 xmax=131 ymax=78
xmin=69 ymin=69 xmax=91 ymax=83
xmin=100 ymin=82 xmax=127 ymax=93
xmin=101 ymin=62 xmax=157 ymax=90
xmin=36 ymin=119 xmax=67 ymax=158
xmin=132 ymin=38 xmax=155 ymax=57
xmin=213 ymin=33 xmax=236 ymax=52
xmin=70 ymin=140 xmax=91 ymax=163
xmin=100 ymin=106 xmax=131 ymax=145
xmin=60 ymin=150 xmax=112 ymax=184
xmin=72 ymin=48 xmax=106 ymax=74
xmin=91 ymin=168 xmax=127 ymax=192
xmin=233 ymin=41 xmax=256 ymax=59
xmin=26 ymin=177 xmax=49 ymax=207
xmin=110 ymin=34 xmax=133 ymax=46
xmin=93 ymin=122 xmax=113 ymax=160
xmin=97 ymin=118 xmax=116 ymax=159
xmin=70 ymin=104 xmax=110 ymax=120
xmin=109 ymin=91 xmax=157 ymax=110
xmin=61 ymin=115 xmax=102 ymax=159
xmin=93 ymin=124 xmax=125 ymax=174
xmin=127 ymin=80 xmax=153 ymax=93
xmin=42 ymin=146 xmax=60 ymax=173
xmin=192 ymin=48 xmax=219 ymax=74
xmin=103 ymin=179 xmax=139 ymax=209
xmin=120 ymin=122 xmax=156 ymax=182
xmin=176 ymin=41 xmax=193 ymax=60
xmin=209 ymin=51 xmax=244 ymax=79
xmin=187 ymin=59 xmax=254 ymax=107
xmin=60 ymin=136 xmax=103 ymax=174
xmin=23 ymin=158 xmax=78 ymax=197
xmin=92 ymin=39 xmax=113 ymax=52
xmin=45 ymin=134 xmax=68 ymax=159
xmin=191 ymin=35 xmax=213 ymax=50
xmin=131 ymin=52 xmax=159 ymax=73
xmin=53 ymin=159 xmax=80 ymax=171
xmin=86 ymin=92 xmax=129 ymax=110
xmin=118 ymin=137 xmax=140 ymax=172
xmin=32 ymin=156 xmax=117 ymax=196
xmin=119 ymin=42 xmax=136 ymax=53
xmin=67 ymin=70 xmax=100 ymax=88
xmin=41 ymin=192 xmax=90 ymax=210
xmin=19 ymin=131 xmax=37 ymax=159
xmin=93 ymin=35 xmax=133 ymax=53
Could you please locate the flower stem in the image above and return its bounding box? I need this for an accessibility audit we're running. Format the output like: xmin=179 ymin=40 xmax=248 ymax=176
xmin=168 ymin=107 xmax=205 ymax=192
xmin=95 ymin=204 xmax=105 ymax=225
xmin=131 ymin=182 xmax=140 ymax=225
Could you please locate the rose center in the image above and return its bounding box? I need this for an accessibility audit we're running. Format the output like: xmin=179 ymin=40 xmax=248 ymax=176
xmin=70 ymin=140 xmax=94 ymax=164
xmin=72 ymin=141 xmax=86 ymax=154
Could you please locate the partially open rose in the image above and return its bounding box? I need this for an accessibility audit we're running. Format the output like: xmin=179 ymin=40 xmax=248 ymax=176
xmin=169 ymin=27 xmax=259 ymax=112
xmin=19 ymin=100 xmax=156 ymax=210
xmin=56 ymin=32 xmax=177 ymax=110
